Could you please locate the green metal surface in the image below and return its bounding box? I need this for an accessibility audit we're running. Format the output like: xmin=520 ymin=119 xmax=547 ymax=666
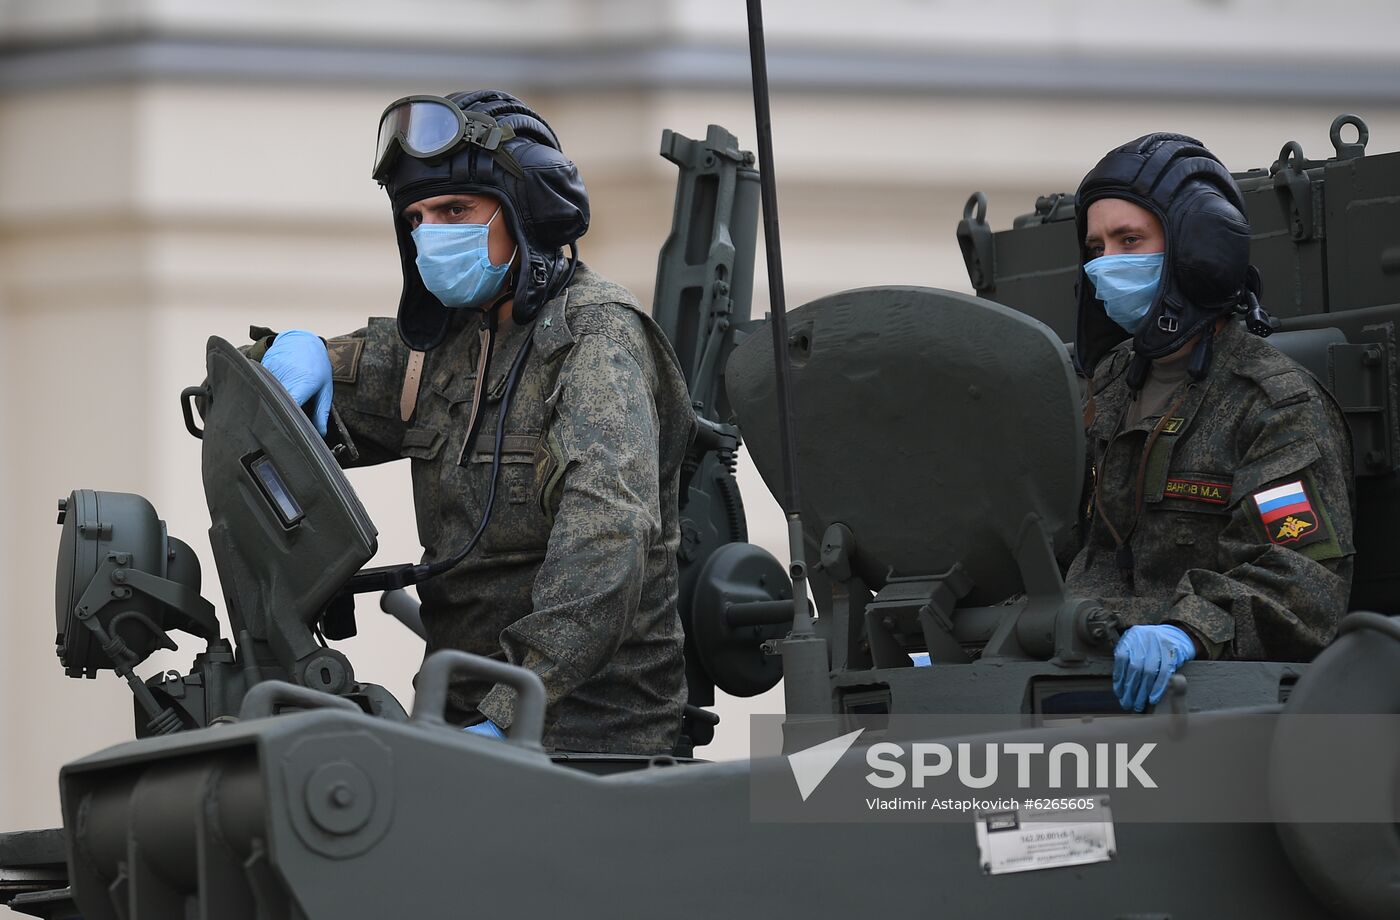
xmin=5 ymin=112 xmax=1400 ymax=920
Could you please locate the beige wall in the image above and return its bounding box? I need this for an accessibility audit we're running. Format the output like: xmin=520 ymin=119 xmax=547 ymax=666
xmin=3 ymin=1 xmax=1400 ymax=850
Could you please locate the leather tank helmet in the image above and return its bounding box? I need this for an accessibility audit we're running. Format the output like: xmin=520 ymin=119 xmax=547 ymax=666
xmin=377 ymin=90 xmax=590 ymax=350
xmin=1074 ymin=133 xmax=1253 ymax=386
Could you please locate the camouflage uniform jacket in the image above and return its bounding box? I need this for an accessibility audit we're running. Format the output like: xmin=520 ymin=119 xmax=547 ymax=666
xmin=1064 ymin=320 xmax=1355 ymax=661
xmin=325 ymin=265 xmax=693 ymax=754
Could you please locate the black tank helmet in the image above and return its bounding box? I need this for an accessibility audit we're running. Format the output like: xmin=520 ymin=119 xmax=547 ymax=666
xmin=374 ymin=90 xmax=590 ymax=349
xmin=1074 ymin=133 xmax=1252 ymax=384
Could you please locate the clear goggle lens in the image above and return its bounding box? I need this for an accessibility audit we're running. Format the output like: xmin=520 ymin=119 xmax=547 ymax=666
xmin=372 ymin=96 xmax=519 ymax=181
xmin=374 ymin=97 xmax=472 ymax=178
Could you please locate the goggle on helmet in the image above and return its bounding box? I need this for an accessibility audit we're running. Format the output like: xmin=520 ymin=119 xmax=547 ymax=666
xmin=372 ymin=95 xmax=526 ymax=183
xmin=373 ymin=91 xmax=590 ymax=346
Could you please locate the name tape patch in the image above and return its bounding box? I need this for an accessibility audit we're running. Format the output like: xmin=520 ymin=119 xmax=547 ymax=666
xmin=1252 ymin=480 xmax=1325 ymax=547
xmin=1164 ymin=478 xmax=1231 ymax=505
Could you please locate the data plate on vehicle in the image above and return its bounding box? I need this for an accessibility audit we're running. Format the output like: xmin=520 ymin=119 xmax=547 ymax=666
xmin=974 ymin=799 xmax=1115 ymax=875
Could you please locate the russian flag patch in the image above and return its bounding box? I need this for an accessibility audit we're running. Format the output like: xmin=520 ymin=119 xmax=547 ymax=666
xmin=1252 ymin=480 xmax=1324 ymax=547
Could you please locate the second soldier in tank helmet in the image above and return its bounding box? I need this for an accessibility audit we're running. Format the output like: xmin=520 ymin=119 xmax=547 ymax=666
xmin=1064 ymin=133 xmax=1355 ymax=712
xmin=256 ymin=90 xmax=694 ymax=753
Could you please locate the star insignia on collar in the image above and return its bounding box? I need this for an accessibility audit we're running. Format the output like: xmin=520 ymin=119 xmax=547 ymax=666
xmin=540 ymin=317 xmax=553 ymax=329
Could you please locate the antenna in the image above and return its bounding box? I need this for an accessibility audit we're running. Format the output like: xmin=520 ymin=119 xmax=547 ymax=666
xmin=745 ymin=0 xmax=832 ymax=735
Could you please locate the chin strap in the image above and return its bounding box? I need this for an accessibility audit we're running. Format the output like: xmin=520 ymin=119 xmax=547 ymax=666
xmin=1129 ymin=322 xmax=1216 ymax=389
xmin=560 ymin=241 xmax=580 ymax=289
xmin=487 ymin=287 xmax=514 ymax=315
xmin=1126 ymin=351 xmax=1151 ymax=391
xmin=1187 ymin=325 xmax=1214 ymax=380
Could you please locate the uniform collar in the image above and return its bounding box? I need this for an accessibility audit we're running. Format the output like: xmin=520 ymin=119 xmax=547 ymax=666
xmin=1113 ymin=320 xmax=1251 ymax=435
xmin=529 ymin=267 xmax=581 ymax=365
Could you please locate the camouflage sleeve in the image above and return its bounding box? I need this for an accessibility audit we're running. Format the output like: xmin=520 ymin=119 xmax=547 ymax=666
xmin=326 ymin=317 xmax=413 ymax=467
xmin=239 ymin=321 xmax=410 ymax=466
xmin=476 ymin=325 xmax=663 ymax=728
xmin=1165 ymin=388 xmax=1354 ymax=661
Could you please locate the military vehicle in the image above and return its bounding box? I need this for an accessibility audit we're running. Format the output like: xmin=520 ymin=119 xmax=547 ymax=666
xmin=3 ymin=3 xmax=1400 ymax=917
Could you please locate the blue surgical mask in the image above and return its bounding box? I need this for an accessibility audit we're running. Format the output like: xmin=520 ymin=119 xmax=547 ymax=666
xmin=411 ymin=207 xmax=515 ymax=309
xmin=1084 ymin=252 xmax=1165 ymax=333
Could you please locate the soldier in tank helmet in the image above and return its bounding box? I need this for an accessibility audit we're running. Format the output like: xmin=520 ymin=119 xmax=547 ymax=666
xmin=255 ymin=90 xmax=693 ymax=753
xmin=1064 ymin=133 xmax=1355 ymax=712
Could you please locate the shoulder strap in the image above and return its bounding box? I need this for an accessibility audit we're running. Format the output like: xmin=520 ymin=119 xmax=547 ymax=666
xmin=399 ymin=349 xmax=426 ymax=422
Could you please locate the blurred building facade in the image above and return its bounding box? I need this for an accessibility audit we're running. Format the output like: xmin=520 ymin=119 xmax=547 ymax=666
xmin=2 ymin=0 xmax=1399 ymax=838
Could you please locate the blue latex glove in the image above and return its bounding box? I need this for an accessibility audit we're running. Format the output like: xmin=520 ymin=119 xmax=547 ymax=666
xmin=463 ymin=719 xmax=506 ymax=739
xmin=1113 ymin=624 xmax=1197 ymax=713
xmin=262 ymin=330 xmax=333 ymax=435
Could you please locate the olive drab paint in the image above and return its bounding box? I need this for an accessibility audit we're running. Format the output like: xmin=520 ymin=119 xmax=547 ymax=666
xmin=4 ymin=93 xmax=1400 ymax=920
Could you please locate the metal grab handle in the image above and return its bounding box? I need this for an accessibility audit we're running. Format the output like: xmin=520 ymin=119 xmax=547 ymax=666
xmin=380 ymin=589 xmax=428 ymax=640
xmin=239 ymin=680 xmax=361 ymax=720
xmin=180 ymin=386 xmax=207 ymax=439
xmin=411 ymin=650 xmax=547 ymax=752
